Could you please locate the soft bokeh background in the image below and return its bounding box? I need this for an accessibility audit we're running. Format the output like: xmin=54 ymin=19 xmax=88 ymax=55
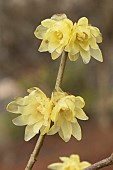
xmin=1 ymin=0 xmax=113 ymax=169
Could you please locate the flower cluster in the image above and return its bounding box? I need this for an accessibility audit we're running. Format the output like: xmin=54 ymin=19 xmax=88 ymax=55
xmin=48 ymin=154 xmax=91 ymax=170
xmin=48 ymin=88 xmax=88 ymax=142
xmin=34 ymin=14 xmax=103 ymax=64
xmin=6 ymin=87 xmax=88 ymax=142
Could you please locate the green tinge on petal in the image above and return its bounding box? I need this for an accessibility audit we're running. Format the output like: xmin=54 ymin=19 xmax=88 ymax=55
xmin=72 ymin=121 xmax=82 ymax=140
xmin=75 ymin=108 xmax=88 ymax=120
xmin=6 ymin=101 xmax=20 ymax=114
xmin=61 ymin=120 xmax=72 ymax=142
xmin=90 ymin=48 xmax=103 ymax=62
xmin=80 ymin=48 xmax=91 ymax=64
xmin=24 ymin=125 xmax=36 ymax=141
xmin=12 ymin=115 xmax=28 ymax=126
xmin=51 ymin=51 xmax=61 ymax=60
xmin=77 ymin=17 xmax=88 ymax=26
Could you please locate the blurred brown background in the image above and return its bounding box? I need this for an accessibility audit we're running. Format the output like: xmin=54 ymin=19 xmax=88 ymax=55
xmin=0 ymin=0 xmax=113 ymax=169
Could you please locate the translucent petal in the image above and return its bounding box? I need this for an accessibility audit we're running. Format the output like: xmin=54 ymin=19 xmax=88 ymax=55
xmin=24 ymin=125 xmax=36 ymax=141
xmin=41 ymin=19 xmax=55 ymax=28
xmin=70 ymin=154 xmax=80 ymax=163
xmin=12 ymin=115 xmax=28 ymax=126
xmin=15 ymin=97 xmax=29 ymax=105
xmin=75 ymin=108 xmax=88 ymax=120
xmin=90 ymin=48 xmax=103 ymax=62
xmin=77 ymin=17 xmax=88 ymax=26
xmin=34 ymin=25 xmax=47 ymax=39
xmin=90 ymin=26 xmax=102 ymax=43
xmin=51 ymin=50 xmax=61 ymax=60
xmin=47 ymin=124 xmax=60 ymax=135
xmin=38 ymin=40 xmax=48 ymax=52
xmin=33 ymin=121 xmax=43 ymax=133
xmin=89 ymin=36 xmax=99 ymax=49
xmin=80 ymin=161 xmax=91 ymax=169
xmin=72 ymin=121 xmax=82 ymax=140
xmin=6 ymin=101 xmax=20 ymax=114
xmin=68 ymin=53 xmax=79 ymax=61
xmin=58 ymin=129 xmax=65 ymax=141
xmin=28 ymin=87 xmax=47 ymax=98
xmin=79 ymin=42 xmax=89 ymax=51
xmin=80 ymin=48 xmax=91 ymax=64
xmin=59 ymin=156 xmax=69 ymax=162
xmin=74 ymin=96 xmax=85 ymax=108
xmin=61 ymin=120 xmax=72 ymax=142
xmin=48 ymin=163 xmax=63 ymax=170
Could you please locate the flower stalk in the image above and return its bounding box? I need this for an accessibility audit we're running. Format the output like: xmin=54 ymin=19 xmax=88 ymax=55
xmin=24 ymin=51 xmax=68 ymax=170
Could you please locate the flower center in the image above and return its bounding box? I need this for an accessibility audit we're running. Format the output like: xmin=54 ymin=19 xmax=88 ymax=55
xmin=56 ymin=31 xmax=63 ymax=40
xmin=76 ymin=32 xmax=88 ymax=42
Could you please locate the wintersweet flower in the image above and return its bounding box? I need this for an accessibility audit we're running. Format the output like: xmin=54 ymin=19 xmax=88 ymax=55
xmin=48 ymin=154 xmax=91 ymax=170
xmin=6 ymin=87 xmax=53 ymax=141
xmin=65 ymin=17 xmax=103 ymax=63
xmin=34 ymin=14 xmax=73 ymax=60
xmin=48 ymin=88 xmax=88 ymax=142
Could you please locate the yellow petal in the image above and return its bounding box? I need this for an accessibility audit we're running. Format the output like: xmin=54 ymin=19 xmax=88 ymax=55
xmin=34 ymin=25 xmax=47 ymax=39
xmin=77 ymin=17 xmax=88 ymax=26
xmin=90 ymin=26 xmax=102 ymax=43
xmin=61 ymin=120 xmax=72 ymax=142
xmin=12 ymin=115 xmax=28 ymax=126
xmin=48 ymin=163 xmax=62 ymax=170
xmin=90 ymin=48 xmax=103 ymax=62
xmin=70 ymin=154 xmax=80 ymax=163
xmin=75 ymin=108 xmax=88 ymax=120
xmin=41 ymin=19 xmax=55 ymax=28
xmin=74 ymin=96 xmax=85 ymax=108
xmin=72 ymin=121 xmax=82 ymax=140
xmin=51 ymin=50 xmax=61 ymax=60
xmin=38 ymin=40 xmax=48 ymax=52
xmin=33 ymin=121 xmax=43 ymax=133
xmin=24 ymin=125 xmax=36 ymax=141
xmin=79 ymin=42 xmax=89 ymax=51
xmin=80 ymin=48 xmax=91 ymax=64
xmin=89 ymin=36 xmax=99 ymax=49
xmin=68 ymin=53 xmax=79 ymax=61
xmin=47 ymin=124 xmax=60 ymax=135
xmin=6 ymin=101 xmax=20 ymax=114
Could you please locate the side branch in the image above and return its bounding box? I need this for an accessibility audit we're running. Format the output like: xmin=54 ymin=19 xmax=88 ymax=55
xmin=84 ymin=153 xmax=113 ymax=170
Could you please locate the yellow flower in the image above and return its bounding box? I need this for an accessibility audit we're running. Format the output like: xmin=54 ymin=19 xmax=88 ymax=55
xmin=48 ymin=154 xmax=91 ymax=170
xmin=34 ymin=14 xmax=73 ymax=60
xmin=65 ymin=17 xmax=103 ymax=64
xmin=48 ymin=88 xmax=88 ymax=142
xmin=6 ymin=87 xmax=53 ymax=141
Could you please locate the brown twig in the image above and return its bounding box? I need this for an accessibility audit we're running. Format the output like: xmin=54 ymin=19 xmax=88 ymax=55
xmin=84 ymin=153 xmax=113 ymax=170
xmin=24 ymin=52 xmax=68 ymax=170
